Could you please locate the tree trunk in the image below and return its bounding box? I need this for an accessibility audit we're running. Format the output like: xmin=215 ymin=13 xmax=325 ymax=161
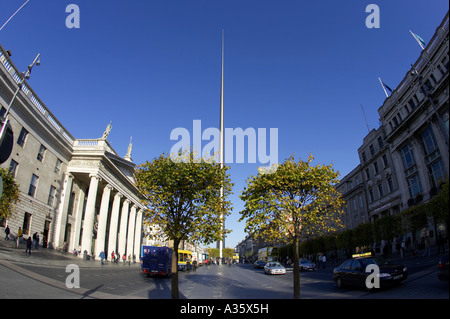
xmin=171 ymin=239 xmax=180 ymax=299
xmin=292 ymin=236 xmax=300 ymax=299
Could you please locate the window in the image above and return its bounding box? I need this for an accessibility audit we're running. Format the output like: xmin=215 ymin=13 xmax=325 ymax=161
xmin=47 ymin=185 xmax=56 ymax=206
xmin=9 ymin=159 xmax=19 ymax=177
xmin=359 ymin=195 xmax=363 ymax=208
xmin=37 ymin=144 xmax=46 ymax=162
xmin=377 ymin=136 xmax=384 ymax=149
xmin=54 ymin=158 xmax=62 ymax=174
xmin=369 ymin=144 xmax=375 ymax=156
xmin=393 ymin=116 xmax=399 ymax=127
xmin=382 ymin=154 xmax=389 ymax=167
xmin=429 ymin=159 xmax=445 ymax=189
xmin=362 ymin=151 xmax=367 ymax=163
xmin=407 ymin=175 xmax=422 ymax=197
xmin=388 ymin=177 xmax=394 ymax=193
xmin=28 ymin=174 xmax=39 ymax=197
xmin=374 ymin=161 xmax=379 ymax=174
xmin=400 ymin=144 xmax=415 ymax=170
xmin=17 ymin=127 xmax=28 ymax=147
xmin=421 ymin=126 xmax=439 ymax=155
xmin=378 ymin=183 xmax=384 ymax=198
xmin=424 ymin=79 xmax=433 ymax=91
xmin=369 ymin=188 xmax=374 ymax=202
xmin=352 ymin=198 xmax=357 ymax=210
xmin=365 ymin=168 xmax=371 ymax=180
xmin=22 ymin=212 xmax=32 ymax=236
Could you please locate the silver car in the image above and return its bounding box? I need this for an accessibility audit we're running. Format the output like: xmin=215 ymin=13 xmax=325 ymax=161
xmin=264 ymin=262 xmax=286 ymax=275
xmin=299 ymin=259 xmax=316 ymax=271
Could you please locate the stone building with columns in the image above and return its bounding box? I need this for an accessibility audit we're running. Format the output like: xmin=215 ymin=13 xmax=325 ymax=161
xmin=1 ymin=43 xmax=146 ymax=260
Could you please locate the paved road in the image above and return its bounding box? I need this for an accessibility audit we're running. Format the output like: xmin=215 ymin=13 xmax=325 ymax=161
xmin=0 ymin=237 xmax=448 ymax=299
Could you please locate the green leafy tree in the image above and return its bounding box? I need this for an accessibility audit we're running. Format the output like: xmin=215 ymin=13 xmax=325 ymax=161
xmin=135 ymin=152 xmax=233 ymax=299
xmin=0 ymin=167 xmax=20 ymax=219
xmin=239 ymin=155 xmax=344 ymax=299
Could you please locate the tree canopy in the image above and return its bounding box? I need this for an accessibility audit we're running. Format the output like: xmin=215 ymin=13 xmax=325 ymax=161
xmin=239 ymin=155 xmax=344 ymax=298
xmin=135 ymin=151 xmax=233 ymax=298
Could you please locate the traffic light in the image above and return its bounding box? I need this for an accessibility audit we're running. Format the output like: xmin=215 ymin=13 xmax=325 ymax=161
xmin=0 ymin=119 xmax=14 ymax=164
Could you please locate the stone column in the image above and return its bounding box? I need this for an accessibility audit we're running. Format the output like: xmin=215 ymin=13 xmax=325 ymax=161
xmin=81 ymin=174 xmax=101 ymax=256
xmin=133 ymin=209 xmax=143 ymax=260
xmin=95 ymin=184 xmax=113 ymax=259
xmin=54 ymin=173 xmax=73 ymax=249
xmin=118 ymin=199 xmax=130 ymax=257
xmin=71 ymin=185 xmax=86 ymax=251
xmin=126 ymin=204 xmax=137 ymax=258
xmin=107 ymin=193 xmax=122 ymax=257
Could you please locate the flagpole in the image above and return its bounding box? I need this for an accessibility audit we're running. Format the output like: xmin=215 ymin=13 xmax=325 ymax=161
xmin=219 ymin=29 xmax=224 ymax=264
xmin=360 ymin=104 xmax=370 ymax=133
xmin=409 ymin=30 xmax=425 ymax=50
xmin=378 ymin=77 xmax=389 ymax=98
xmin=0 ymin=0 xmax=30 ymax=31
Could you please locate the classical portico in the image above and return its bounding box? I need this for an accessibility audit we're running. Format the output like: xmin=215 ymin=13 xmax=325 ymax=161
xmin=53 ymin=137 xmax=145 ymax=260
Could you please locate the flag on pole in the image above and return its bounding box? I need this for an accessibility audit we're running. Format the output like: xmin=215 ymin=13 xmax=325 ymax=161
xmin=378 ymin=77 xmax=392 ymax=97
xmin=409 ymin=30 xmax=426 ymax=50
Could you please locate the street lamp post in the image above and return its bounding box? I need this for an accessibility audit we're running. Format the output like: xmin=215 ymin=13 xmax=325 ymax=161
xmin=0 ymin=53 xmax=40 ymax=149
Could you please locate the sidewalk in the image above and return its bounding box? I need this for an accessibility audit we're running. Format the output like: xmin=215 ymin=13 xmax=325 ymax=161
xmin=0 ymin=230 xmax=140 ymax=269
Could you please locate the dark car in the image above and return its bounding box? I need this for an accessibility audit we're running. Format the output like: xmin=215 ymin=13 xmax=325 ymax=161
xmin=437 ymin=255 xmax=449 ymax=283
xmin=333 ymin=252 xmax=408 ymax=290
xmin=253 ymin=260 xmax=267 ymax=269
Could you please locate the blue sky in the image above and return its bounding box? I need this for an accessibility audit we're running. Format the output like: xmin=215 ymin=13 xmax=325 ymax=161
xmin=1 ymin=0 xmax=448 ymax=249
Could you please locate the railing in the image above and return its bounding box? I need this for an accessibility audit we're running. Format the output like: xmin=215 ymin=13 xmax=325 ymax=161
xmin=0 ymin=43 xmax=75 ymax=145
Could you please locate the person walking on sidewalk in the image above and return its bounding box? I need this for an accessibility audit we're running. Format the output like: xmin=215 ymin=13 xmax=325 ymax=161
xmin=99 ymin=251 xmax=106 ymax=265
xmin=25 ymin=236 xmax=32 ymax=255
xmin=4 ymin=225 xmax=10 ymax=240
xmin=16 ymin=227 xmax=23 ymax=248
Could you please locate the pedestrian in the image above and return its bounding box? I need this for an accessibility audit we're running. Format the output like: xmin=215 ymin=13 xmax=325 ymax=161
xmin=111 ymin=251 xmax=115 ymax=263
xmin=4 ymin=225 xmax=10 ymax=240
xmin=62 ymin=242 xmax=68 ymax=255
xmin=400 ymin=241 xmax=406 ymax=258
xmin=25 ymin=236 xmax=32 ymax=255
xmin=32 ymin=232 xmax=37 ymax=249
xmin=16 ymin=227 xmax=23 ymax=248
xmin=122 ymin=254 xmax=126 ymax=265
xmin=128 ymin=254 xmax=131 ymax=266
xmin=322 ymin=254 xmax=327 ymax=268
xmin=193 ymin=259 xmax=197 ymax=271
xmin=99 ymin=251 xmax=106 ymax=265
xmin=34 ymin=233 xmax=40 ymax=250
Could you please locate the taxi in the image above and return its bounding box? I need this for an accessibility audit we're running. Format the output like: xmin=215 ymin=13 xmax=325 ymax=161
xmin=333 ymin=252 xmax=408 ymax=290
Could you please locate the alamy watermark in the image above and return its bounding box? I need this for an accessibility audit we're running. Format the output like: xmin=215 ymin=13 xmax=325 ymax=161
xmin=65 ymin=4 xmax=80 ymax=29
xmin=65 ymin=264 xmax=80 ymax=289
xmin=169 ymin=120 xmax=278 ymax=169
xmin=365 ymin=4 xmax=380 ymax=29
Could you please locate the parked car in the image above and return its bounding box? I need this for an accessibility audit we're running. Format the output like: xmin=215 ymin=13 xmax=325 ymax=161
xmin=333 ymin=252 xmax=407 ymax=290
xmin=437 ymin=255 xmax=449 ymax=283
xmin=253 ymin=260 xmax=266 ymax=269
xmin=299 ymin=259 xmax=316 ymax=271
xmin=264 ymin=262 xmax=286 ymax=275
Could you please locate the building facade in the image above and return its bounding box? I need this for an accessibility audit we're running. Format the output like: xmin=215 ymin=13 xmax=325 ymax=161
xmin=338 ymin=12 xmax=449 ymax=239
xmin=1 ymin=43 xmax=146 ymax=260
